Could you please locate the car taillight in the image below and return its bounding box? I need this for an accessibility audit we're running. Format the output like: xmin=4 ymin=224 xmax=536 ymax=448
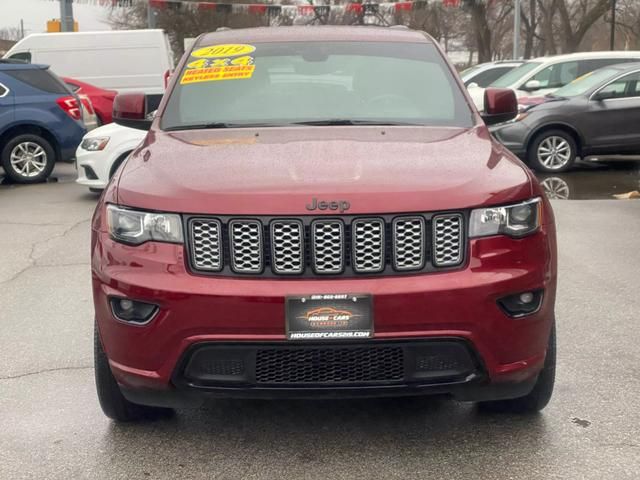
xmin=56 ymin=96 xmax=82 ymax=121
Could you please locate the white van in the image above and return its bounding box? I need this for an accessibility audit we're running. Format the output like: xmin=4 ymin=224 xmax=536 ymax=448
xmin=468 ymin=51 xmax=640 ymax=110
xmin=3 ymin=29 xmax=174 ymax=94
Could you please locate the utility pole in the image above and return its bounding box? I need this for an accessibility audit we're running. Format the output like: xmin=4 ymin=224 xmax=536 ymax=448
xmin=610 ymin=0 xmax=617 ymax=51
xmin=148 ymin=3 xmax=157 ymax=28
xmin=59 ymin=0 xmax=75 ymax=32
xmin=513 ymin=0 xmax=521 ymax=59
xmin=20 ymin=19 xmax=24 ymax=39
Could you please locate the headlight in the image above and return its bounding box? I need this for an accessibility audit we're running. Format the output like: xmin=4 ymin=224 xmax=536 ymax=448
xmin=469 ymin=197 xmax=541 ymax=238
xmin=81 ymin=137 xmax=110 ymax=151
xmin=107 ymin=205 xmax=183 ymax=245
xmin=512 ymin=112 xmax=529 ymax=122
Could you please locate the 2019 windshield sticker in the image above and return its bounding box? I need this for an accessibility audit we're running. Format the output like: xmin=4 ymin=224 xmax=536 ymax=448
xmin=191 ymin=44 xmax=256 ymax=59
xmin=181 ymin=45 xmax=256 ymax=84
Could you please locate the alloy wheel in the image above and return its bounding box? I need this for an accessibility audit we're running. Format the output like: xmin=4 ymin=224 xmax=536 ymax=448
xmin=537 ymin=136 xmax=572 ymax=170
xmin=540 ymin=177 xmax=570 ymax=200
xmin=10 ymin=142 xmax=48 ymax=178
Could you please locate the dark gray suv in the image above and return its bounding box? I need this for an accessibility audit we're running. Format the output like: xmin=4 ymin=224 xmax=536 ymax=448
xmin=491 ymin=62 xmax=640 ymax=172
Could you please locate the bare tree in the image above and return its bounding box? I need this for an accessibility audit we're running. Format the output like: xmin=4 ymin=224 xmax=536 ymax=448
xmin=107 ymin=0 xmax=638 ymax=67
xmin=0 ymin=27 xmax=22 ymax=41
xmin=554 ymin=0 xmax=611 ymax=52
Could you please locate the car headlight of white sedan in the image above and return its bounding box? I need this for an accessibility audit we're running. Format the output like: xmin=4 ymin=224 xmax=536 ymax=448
xmin=81 ymin=137 xmax=110 ymax=151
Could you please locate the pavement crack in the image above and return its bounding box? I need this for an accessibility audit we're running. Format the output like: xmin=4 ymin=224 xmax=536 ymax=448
xmin=0 ymin=365 xmax=93 ymax=381
xmin=0 ymin=218 xmax=91 ymax=286
xmin=29 ymin=218 xmax=91 ymax=264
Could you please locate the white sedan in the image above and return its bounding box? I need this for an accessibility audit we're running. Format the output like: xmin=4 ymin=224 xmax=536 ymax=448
xmin=76 ymin=122 xmax=146 ymax=192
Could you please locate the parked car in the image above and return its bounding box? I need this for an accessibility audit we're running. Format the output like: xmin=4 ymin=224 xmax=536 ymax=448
xmin=76 ymin=122 xmax=146 ymax=192
xmin=63 ymin=77 xmax=117 ymax=125
xmin=3 ymin=29 xmax=174 ymax=94
xmin=461 ymin=60 xmax=523 ymax=88
xmin=92 ymin=27 xmax=558 ymax=422
xmin=0 ymin=60 xmax=85 ymax=183
xmin=469 ymin=51 xmax=640 ymax=111
xmin=491 ymin=63 xmax=640 ymax=172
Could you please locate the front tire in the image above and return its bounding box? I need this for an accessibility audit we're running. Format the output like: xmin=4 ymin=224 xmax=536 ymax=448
xmin=1 ymin=134 xmax=56 ymax=184
xmin=528 ymin=130 xmax=577 ymax=173
xmin=94 ymin=324 xmax=173 ymax=422
xmin=479 ymin=324 xmax=556 ymax=414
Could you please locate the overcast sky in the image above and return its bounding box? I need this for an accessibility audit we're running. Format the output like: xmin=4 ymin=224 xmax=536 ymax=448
xmin=0 ymin=0 xmax=112 ymax=35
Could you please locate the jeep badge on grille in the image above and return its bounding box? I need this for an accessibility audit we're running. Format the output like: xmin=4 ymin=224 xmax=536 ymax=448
xmin=306 ymin=198 xmax=351 ymax=213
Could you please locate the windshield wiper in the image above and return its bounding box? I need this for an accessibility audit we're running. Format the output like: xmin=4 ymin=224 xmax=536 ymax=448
xmin=291 ymin=119 xmax=427 ymax=126
xmin=164 ymin=122 xmax=234 ymax=131
xmin=164 ymin=119 xmax=427 ymax=131
xmin=164 ymin=122 xmax=294 ymax=131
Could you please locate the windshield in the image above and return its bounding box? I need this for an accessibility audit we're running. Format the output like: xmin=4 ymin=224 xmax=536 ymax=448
xmin=460 ymin=64 xmax=482 ymax=81
xmin=552 ymin=68 xmax=620 ymax=97
xmin=490 ymin=61 xmax=541 ymax=88
xmin=161 ymin=41 xmax=474 ymax=130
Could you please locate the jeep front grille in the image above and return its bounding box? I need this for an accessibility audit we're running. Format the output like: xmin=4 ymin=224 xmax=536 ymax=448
xmin=312 ymin=220 xmax=345 ymax=274
xmin=392 ymin=217 xmax=426 ymax=271
xmin=352 ymin=218 xmax=385 ymax=273
xmin=186 ymin=213 xmax=465 ymax=277
xmin=270 ymin=220 xmax=304 ymax=275
xmin=432 ymin=214 xmax=464 ymax=267
xmin=229 ymin=220 xmax=263 ymax=273
xmin=190 ymin=219 xmax=222 ymax=271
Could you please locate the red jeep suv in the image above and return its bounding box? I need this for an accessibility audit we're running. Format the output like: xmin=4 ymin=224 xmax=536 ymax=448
xmin=92 ymin=27 xmax=557 ymax=422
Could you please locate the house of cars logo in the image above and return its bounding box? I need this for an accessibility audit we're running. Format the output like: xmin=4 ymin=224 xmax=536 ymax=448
xmin=304 ymin=307 xmax=354 ymax=327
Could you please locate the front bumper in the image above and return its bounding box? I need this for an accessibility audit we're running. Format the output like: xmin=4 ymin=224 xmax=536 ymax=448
xmin=92 ymin=220 xmax=556 ymax=404
xmin=490 ymin=122 xmax=529 ymax=158
xmin=75 ymin=146 xmax=111 ymax=189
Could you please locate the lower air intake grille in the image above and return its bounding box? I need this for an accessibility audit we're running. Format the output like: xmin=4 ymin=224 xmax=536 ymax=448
xmin=255 ymin=346 xmax=404 ymax=384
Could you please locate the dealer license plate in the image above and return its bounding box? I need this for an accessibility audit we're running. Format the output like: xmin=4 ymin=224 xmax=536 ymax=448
xmin=285 ymin=294 xmax=373 ymax=341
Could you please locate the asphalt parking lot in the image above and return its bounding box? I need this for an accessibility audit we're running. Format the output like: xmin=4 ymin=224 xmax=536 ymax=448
xmin=1 ymin=162 xmax=640 ymax=480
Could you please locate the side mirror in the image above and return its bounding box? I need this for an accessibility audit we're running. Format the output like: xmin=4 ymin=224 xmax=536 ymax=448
xmin=467 ymin=82 xmax=479 ymax=89
xmin=482 ymin=88 xmax=518 ymax=126
xmin=522 ymin=79 xmax=541 ymax=92
xmin=592 ymin=90 xmax=614 ymax=102
xmin=113 ymin=93 xmax=152 ymax=131
xmin=163 ymin=69 xmax=173 ymax=89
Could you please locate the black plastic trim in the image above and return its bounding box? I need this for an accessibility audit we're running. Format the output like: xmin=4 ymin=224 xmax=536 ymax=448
xmin=172 ymin=338 xmax=483 ymax=390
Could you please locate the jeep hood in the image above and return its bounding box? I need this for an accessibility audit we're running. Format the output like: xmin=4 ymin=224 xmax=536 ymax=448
xmin=116 ymin=125 xmax=533 ymax=215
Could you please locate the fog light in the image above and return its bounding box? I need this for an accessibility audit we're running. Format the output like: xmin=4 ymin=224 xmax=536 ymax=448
xmin=498 ymin=290 xmax=543 ymax=318
xmin=119 ymin=299 xmax=134 ymax=311
xmin=109 ymin=297 xmax=159 ymax=324
xmin=519 ymin=292 xmax=535 ymax=304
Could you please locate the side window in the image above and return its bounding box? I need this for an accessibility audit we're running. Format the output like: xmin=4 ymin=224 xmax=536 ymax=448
xmin=597 ymin=72 xmax=640 ymax=100
xmin=578 ymin=59 xmax=620 ymax=76
xmin=529 ymin=61 xmax=579 ymax=89
xmin=9 ymin=52 xmax=31 ymax=63
xmin=471 ymin=67 xmax=513 ymax=88
xmin=0 ymin=83 xmax=8 ymax=98
xmin=4 ymin=69 xmax=69 ymax=94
